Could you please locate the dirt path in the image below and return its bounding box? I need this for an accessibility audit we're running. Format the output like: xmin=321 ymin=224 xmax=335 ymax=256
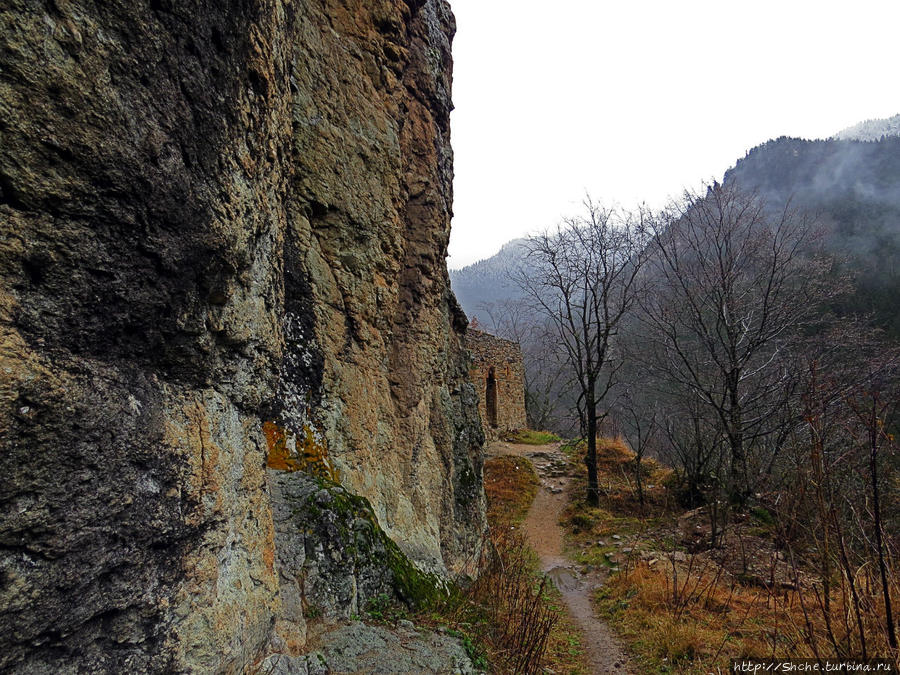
xmin=487 ymin=441 xmax=632 ymax=675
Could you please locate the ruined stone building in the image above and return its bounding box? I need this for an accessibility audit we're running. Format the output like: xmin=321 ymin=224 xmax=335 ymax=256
xmin=466 ymin=329 xmax=527 ymax=438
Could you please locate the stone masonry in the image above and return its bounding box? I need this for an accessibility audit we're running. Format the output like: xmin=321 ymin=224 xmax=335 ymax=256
xmin=466 ymin=329 xmax=527 ymax=439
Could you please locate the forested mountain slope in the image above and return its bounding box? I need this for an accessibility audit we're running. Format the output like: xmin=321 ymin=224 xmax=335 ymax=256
xmin=453 ymin=127 xmax=900 ymax=337
xmin=724 ymin=134 xmax=900 ymax=335
xmin=449 ymin=238 xmax=528 ymax=328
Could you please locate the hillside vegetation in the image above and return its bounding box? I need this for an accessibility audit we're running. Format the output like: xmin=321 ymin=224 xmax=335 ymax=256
xmin=725 ymin=135 xmax=900 ymax=337
xmin=562 ymin=438 xmax=900 ymax=673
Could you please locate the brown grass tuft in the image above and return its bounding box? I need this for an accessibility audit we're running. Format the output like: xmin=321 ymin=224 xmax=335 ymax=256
xmin=426 ymin=454 xmax=575 ymax=674
xmin=483 ymin=455 xmax=539 ymax=526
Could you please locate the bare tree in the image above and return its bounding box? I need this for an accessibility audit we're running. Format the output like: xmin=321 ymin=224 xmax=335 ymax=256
xmin=639 ymin=183 xmax=829 ymax=504
xmin=776 ymin=332 xmax=900 ymax=658
xmin=614 ymin=386 xmax=660 ymax=512
xmin=515 ymin=200 xmax=651 ymax=505
xmin=660 ymin=390 xmax=725 ymax=507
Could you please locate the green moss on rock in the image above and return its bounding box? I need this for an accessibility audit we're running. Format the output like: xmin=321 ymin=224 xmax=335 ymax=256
xmin=269 ymin=471 xmax=447 ymax=619
xmin=383 ymin=533 xmax=446 ymax=608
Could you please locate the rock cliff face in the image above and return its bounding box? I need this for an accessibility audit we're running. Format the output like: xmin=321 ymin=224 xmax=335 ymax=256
xmin=0 ymin=0 xmax=484 ymax=672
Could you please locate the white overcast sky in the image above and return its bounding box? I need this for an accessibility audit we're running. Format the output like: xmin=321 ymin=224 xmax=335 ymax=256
xmin=446 ymin=0 xmax=900 ymax=269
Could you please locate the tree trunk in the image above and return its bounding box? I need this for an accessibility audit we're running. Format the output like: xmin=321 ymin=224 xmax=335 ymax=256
xmin=727 ymin=374 xmax=747 ymax=505
xmin=635 ymin=454 xmax=644 ymax=513
xmin=585 ymin=394 xmax=599 ymax=506
xmin=868 ymin=397 xmax=898 ymax=650
xmin=729 ymin=430 xmax=746 ymax=505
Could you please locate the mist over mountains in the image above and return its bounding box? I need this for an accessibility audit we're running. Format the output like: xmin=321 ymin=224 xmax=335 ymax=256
xmin=725 ymin=134 xmax=900 ymax=213
xmin=451 ymin=116 xmax=900 ymax=336
xmin=724 ymin=133 xmax=900 ymax=335
xmin=833 ymin=113 xmax=900 ymax=142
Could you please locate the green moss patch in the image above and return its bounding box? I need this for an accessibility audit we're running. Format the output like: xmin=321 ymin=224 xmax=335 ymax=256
xmin=508 ymin=429 xmax=561 ymax=445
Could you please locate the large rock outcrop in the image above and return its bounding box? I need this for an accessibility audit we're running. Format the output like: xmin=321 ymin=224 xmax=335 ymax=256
xmin=0 ymin=0 xmax=485 ymax=672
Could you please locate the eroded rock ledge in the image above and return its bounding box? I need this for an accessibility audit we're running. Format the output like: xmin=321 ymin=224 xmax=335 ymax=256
xmin=0 ymin=0 xmax=484 ymax=671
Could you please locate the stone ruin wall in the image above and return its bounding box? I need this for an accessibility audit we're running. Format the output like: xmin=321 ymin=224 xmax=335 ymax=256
xmin=466 ymin=329 xmax=527 ymax=439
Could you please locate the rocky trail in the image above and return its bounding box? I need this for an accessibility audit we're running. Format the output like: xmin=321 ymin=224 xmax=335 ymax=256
xmin=487 ymin=442 xmax=632 ymax=675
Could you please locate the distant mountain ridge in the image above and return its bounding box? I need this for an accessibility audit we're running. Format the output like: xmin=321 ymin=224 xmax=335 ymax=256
xmin=450 ymin=236 xmax=529 ymax=274
xmin=449 ymin=238 xmax=529 ymax=324
xmin=833 ymin=113 xmax=900 ymax=142
xmin=452 ymin=118 xmax=900 ymax=336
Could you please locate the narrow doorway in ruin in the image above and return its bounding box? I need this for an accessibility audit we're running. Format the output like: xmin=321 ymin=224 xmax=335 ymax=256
xmin=486 ymin=366 xmax=498 ymax=427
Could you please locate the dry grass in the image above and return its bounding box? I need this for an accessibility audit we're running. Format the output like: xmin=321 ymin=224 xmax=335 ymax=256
xmin=561 ymin=438 xmax=900 ymax=672
xmin=597 ymin=557 xmax=900 ymax=672
xmin=598 ymin=560 xmax=777 ymax=671
xmin=484 ymin=455 xmax=539 ymax=526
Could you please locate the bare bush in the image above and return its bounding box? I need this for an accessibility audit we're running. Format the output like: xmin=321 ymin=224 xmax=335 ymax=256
xmin=444 ymin=529 xmax=558 ymax=675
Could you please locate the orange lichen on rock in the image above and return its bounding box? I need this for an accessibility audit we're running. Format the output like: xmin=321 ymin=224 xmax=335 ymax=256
xmin=263 ymin=420 xmax=340 ymax=482
xmin=263 ymin=421 xmax=300 ymax=472
xmin=262 ymin=543 xmax=275 ymax=574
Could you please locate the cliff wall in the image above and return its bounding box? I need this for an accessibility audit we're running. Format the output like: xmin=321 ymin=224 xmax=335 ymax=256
xmin=0 ymin=0 xmax=484 ymax=671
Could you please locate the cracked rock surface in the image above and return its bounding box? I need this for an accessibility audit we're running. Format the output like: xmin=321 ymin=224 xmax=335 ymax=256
xmin=1 ymin=0 xmax=483 ymax=671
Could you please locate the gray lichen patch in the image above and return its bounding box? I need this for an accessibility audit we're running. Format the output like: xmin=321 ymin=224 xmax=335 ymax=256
xmin=262 ymin=621 xmax=477 ymax=675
